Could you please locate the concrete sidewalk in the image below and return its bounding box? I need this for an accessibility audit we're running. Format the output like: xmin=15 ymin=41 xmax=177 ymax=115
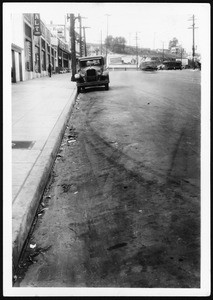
xmin=12 ymin=73 xmax=77 ymax=271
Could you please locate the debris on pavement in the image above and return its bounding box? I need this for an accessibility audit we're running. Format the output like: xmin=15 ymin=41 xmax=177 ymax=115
xmin=30 ymin=244 xmax=36 ymax=249
xmin=67 ymin=139 xmax=76 ymax=144
xmin=107 ymin=242 xmax=128 ymax=251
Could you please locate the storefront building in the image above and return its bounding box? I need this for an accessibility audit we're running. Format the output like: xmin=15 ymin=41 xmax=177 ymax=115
xmin=11 ymin=14 xmax=25 ymax=83
xmin=11 ymin=13 xmax=71 ymax=82
xmin=58 ymin=39 xmax=71 ymax=71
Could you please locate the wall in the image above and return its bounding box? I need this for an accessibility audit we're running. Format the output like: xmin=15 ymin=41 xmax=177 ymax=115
xmin=11 ymin=14 xmax=25 ymax=81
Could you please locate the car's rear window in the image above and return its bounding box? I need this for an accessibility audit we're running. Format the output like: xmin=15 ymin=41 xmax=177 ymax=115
xmin=80 ymin=59 xmax=102 ymax=67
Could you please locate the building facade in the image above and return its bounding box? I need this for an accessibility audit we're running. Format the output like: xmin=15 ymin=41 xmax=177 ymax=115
xmin=11 ymin=14 xmax=25 ymax=83
xmin=11 ymin=13 xmax=72 ymax=83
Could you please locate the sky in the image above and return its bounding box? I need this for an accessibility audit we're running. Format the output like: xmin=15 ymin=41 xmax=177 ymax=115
xmin=6 ymin=2 xmax=210 ymax=54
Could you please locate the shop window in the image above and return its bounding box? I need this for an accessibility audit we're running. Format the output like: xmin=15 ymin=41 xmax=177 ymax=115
xmin=64 ymin=60 xmax=68 ymax=68
xmin=34 ymin=46 xmax=40 ymax=73
xmin=63 ymin=53 xmax=68 ymax=60
xmin=58 ymin=57 xmax=62 ymax=67
xmin=41 ymin=50 xmax=46 ymax=71
xmin=41 ymin=38 xmax=45 ymax=50
xmin=34 ymin=36 xmax=40 ymax=46
xmin=25 ymin=39 xmax=33 ymax=71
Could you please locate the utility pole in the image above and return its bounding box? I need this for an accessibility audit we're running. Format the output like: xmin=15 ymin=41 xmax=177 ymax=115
xmin=180 ymin=46 xmax=184 ymax=65
xmin=83 ymin=26 xmax=90 ymax=56
xmin=135 ymin=32 xmax=140 ymax=70
xmin=105 ymin=14 xmax=110 ymax=63
xmin=188 ymin=14 xmax=198 ymax=69
xmin=100 ymin=30 xmax=102 ymax=55
xmin=64 ymin=15 xmax=67 ymax=43
xmin=78 ymin=14 xmax=87 ymax=57
xmin=162 ymin=41 xmax=164 ymax=62
xmin=78 ymin=14 xmax=83 ymax=57
xmin=69 ymin=13 xmax=77 ymax=81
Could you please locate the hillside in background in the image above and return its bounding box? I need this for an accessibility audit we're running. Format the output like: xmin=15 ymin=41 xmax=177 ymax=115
xmin=86 ymin=42 xmax=200 ymax=63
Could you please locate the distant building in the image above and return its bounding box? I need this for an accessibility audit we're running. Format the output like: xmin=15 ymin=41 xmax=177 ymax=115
xmin=170 ymin=46 xmax=181 ymax=54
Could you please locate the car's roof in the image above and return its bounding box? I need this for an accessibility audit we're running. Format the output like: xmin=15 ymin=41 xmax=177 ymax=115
xmin=78 ymin=55 xmax=105 ymax=61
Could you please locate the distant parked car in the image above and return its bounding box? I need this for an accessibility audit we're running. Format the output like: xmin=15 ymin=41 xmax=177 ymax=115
xmin=139 ymin=60 xmax=158 ymax=71
xmin=74 ymin=55 xmax=110 ymax=93
xmin=161 ymin=61 xmax=182 ymax=70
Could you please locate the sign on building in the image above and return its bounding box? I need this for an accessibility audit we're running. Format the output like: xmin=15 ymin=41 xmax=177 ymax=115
xmin=33 ymin=13 xmax=41 ymax=36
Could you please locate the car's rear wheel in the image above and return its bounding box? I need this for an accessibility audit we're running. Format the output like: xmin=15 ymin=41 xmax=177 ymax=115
xmin=105 ymin=83 xmax=109 ymax=90
xmin=77 ymin=86 xmax=81 ymax=93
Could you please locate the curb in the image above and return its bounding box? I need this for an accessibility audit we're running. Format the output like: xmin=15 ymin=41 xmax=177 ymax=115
xmin=12 ymin=87 xmax=77 ymax=273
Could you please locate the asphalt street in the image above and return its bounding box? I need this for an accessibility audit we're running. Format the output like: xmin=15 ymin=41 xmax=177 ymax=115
xmin=15 ymin=69 xmax=200 ymax=288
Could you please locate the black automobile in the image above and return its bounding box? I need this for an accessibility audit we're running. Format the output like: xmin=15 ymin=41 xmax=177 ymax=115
xmin=161 ymin=61 xmax=182 ymax=70
xmin=74 ymin=55 xmax=110 ymax=92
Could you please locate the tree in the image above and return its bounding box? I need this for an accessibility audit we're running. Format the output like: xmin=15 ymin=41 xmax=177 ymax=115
xmin=168 ymin=37 xmax=179 ymax=50
xmin=115 ymin=37 xmax=126 ymax=53
xmin=105 ymin=35 xmax=127 ymax=53
xmin=105 ymin=35 xmax=114 ymax=51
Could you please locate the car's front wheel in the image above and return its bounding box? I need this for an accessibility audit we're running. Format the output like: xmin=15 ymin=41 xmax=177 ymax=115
xmin=77 ymin=86 xmax=81 ymax=93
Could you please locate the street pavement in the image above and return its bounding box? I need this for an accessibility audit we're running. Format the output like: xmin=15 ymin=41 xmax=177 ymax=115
xmin=14 ymin=69 xmax=201 ymax=289
xmin=11 ymin=73 xmax=77 ymax=270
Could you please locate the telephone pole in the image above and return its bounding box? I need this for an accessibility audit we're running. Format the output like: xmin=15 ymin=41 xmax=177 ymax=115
xmin=78 ymin=14 xmax=88 ymax=57
xmin=188 ymin=14 xmax=198 ymax=69
xmin=83 ymin=26 xmax=90 ymax=56
xmin=69 ymin=13 xmax=77 ymax=81
xmin=100 ymin=30 xmax=102 ymax=55
xmin=135 ymin=32 xmax=140 ymax=70
xmin=105 ymin=14 xmax=110 ymax=62
xmin=180 ymin=45 xmax=184 ymax=65
xmin=162 ymin=41 xmax=164 ymax=62
xmin=78 ymin=14 xmax=83 ymax=57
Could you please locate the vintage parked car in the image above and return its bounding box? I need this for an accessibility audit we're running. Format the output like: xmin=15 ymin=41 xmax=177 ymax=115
xmin=139 ymin=59 xmax=158 ymax=71
xmin=74 ymin=55 xmax=110 ymax=92
xmin=160 ymin=61 xmax=182 ymax=70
